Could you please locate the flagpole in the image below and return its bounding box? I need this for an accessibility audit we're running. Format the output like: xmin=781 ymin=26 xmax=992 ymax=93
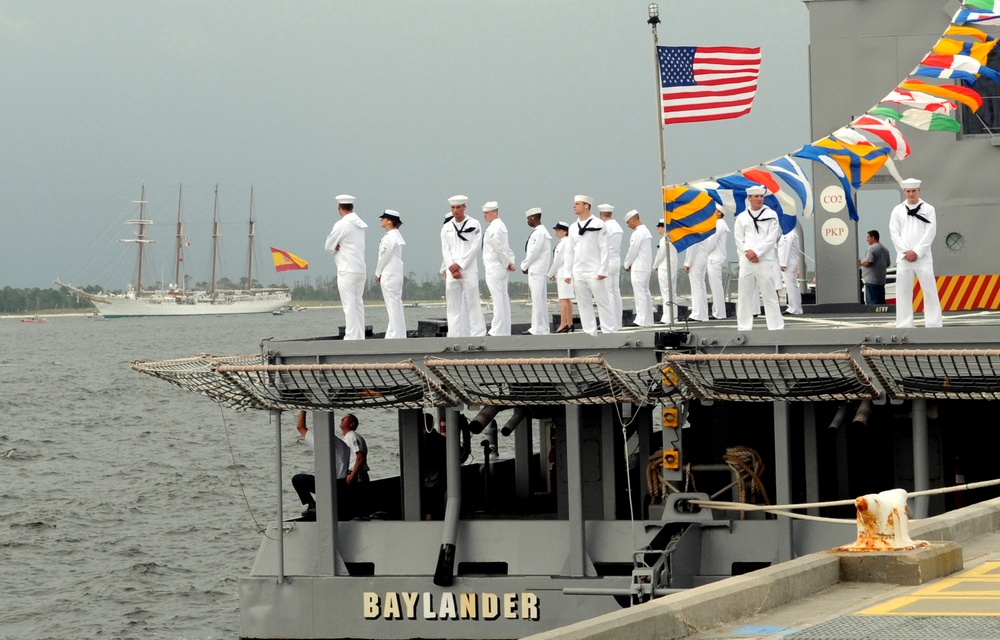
xmin=648 ymin=3 xmax=675 ymax=329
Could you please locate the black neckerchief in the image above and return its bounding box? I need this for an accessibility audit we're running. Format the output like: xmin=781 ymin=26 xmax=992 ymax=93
xmin=906 ymin=203 xmax=930 ymax=224
xmin=578 ymin=218 xmax=600 ymax=236
xmin=453 ymin=219 xmax=472 ymax=242
xmin=443 ymin=215 xmax=453 ymax=224
xmin=748 ymin=208 xmax=766 ymax=233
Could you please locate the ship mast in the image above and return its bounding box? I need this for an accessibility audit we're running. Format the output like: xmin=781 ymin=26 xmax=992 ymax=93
xmin=245 ymin=185 xmax=255 ymax=292
xmin=174 ymin=184 xmax=185 ymax=291
xmin=210 ymin=184 xmax=220 ymax=299
xmin=120 ymin=181 xmax=154 ymax=299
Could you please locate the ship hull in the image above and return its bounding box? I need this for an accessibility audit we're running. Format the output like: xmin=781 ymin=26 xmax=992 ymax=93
xmin=93 ymin=293 xmax=290 ymax=318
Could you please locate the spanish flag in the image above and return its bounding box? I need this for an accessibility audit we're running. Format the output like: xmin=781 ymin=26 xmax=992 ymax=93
xmin=270 ymin=247 xmax=309 ymax=272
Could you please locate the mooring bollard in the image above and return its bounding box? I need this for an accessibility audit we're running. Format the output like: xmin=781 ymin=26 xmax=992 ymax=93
xmin=837 ymin=488 xmax=928 ymax=552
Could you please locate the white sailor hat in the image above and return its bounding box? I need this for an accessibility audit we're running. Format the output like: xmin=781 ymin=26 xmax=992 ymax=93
xmin=901 ymin=178 xmax=922 ymax=189
xmin=597 ymin=204 xmax=614 ymax=213
xmin=574 ymin=194 xmax=594 ymax=206
xmin=525 ymin=207 xmax=542 ymax=218
xmin=745 ymin=184 xmax=767 ymax=196
xmin=335 ymin=194 xmax=356 ymax=205
xmin=554 ymin=221 xmax=570 ymax=231
xmin=482 ymin=201 xmax=499 ymax=212
xmin=625 ymin=209 xmax=639 ymax=221
xmin=380 ymin=209 xmax=401 ymax=223
xmin=448 ymin=195 xmax=469 ymax=206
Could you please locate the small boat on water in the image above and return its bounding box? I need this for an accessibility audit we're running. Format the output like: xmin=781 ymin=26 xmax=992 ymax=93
xmin=56 ymin=183 xmax=290 ymax=318
xmin=20 ymin=315 xmax=46 ymax=323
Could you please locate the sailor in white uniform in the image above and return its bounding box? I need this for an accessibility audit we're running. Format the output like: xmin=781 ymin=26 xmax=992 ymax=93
xmin=889 ymin=178 xmax=942 ymax=328
xmin=778 ymin=225 xmax=803 ymax=315
xmin=482 ymin=201 xmax=515 ymax=336
xmin=440 ymin=195 xmax=487 ymax=338
xmin=653 ymin=221 xmax=679 ymax=323
xmin=548 ymin=221 xmax=575 ymax=333
xmin=684 ymin=231 xmax=712 ymax=322
xmin=598 ymin=204 xmax=623 ymax=332
xmin=564 ymin=195 xmax=614 ymax=336
xmin=623 ymin=210 xmax=654 ymax=326
xmin=374 ymin=209 xmax=406 ymax=339
xmin=707 ymin=210 xmax=730 ymax=319
xmin=324 ymin=194 xmax=367 ymax=340
xmin=734 ymin=185 xmax=784 ymax=331
xmin=520 ymin=207 xmax=552 ymax=335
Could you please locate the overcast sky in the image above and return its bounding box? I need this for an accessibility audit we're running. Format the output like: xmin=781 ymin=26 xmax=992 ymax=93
xmin=1 ymin=1 xmax=812 ymax=291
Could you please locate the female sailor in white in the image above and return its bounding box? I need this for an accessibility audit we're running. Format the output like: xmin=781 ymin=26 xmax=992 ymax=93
xmin=547 ymin=221 xmax=575 ymax=333
xmin=374 ymin=210 xmax=406 ymax=339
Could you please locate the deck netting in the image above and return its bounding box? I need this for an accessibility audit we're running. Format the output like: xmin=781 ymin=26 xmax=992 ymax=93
xmin=862 ymin=348 xmax=1000 ymax=400
xmin=424 ymin=356 xmax=681 ymax=406
xmin=131 ymin=357 xmax=458 ymax=410
xmin=664 ymin=352 xmax=879 ymax=402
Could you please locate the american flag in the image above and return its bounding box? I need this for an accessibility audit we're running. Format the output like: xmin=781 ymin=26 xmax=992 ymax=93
xmin=658 ymin=46 xmax=761 ymax=125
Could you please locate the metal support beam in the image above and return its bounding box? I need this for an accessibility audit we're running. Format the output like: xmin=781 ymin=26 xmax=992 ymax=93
xmin=514 ymin=415 xmax=532 ymax=501
xmin=398 ymin=409 xmax=423 ymax=521
xmin=272 ymin=409 xmax=285 ymax=583
xmin=773 ymin=401 xmax=793 ymax=563
xmin=313 ymin=411 xmax=343 ymax=576
xmin=803 ymin=403 xmax=820 ymax=517
xmin=912 ymin=398 xmax=929 ymax=518
xmin=564 ymin=405 xmax=586 ymax=576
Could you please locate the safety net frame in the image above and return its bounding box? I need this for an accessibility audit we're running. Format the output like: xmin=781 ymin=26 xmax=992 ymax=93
xmin=664 ymin=351 xmax=879 ymax=402
xmin=425 ymin=356 xmax=684 ymax=406
xmin=131 ymin=356 xmax=458 ymax=411
xmin=862 ymin=347 xmax=1000 ymax=400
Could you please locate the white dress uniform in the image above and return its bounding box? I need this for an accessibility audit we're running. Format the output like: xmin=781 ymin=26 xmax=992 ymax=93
xmin=707 ymin=217 xmax=730 ymax=319
xmin=375 ymin=227 xmax=406 ymax=339
xmin=889 ymin=197 xmax=942 ymax=328
xmin=653 ymin=234 xmax=679 ymax=323
xmin=601 ymin=218 xmax=624 ymax=331
xmin=548 ymin=235 xmax=575 ymax=300
xmin=324 ymin=210 xmax=368 ymax=340
xmin=734 ymin=206 xmax=785 ymax=331
xmin=520 ymin=223 xmax=552 ymax=335
xmin=778 ymin=226 xmax=803 ymax=315
xmin=564 ymin=215 xmax=613 ymax=336
xmin=440 ymin=215 xmax=487 ymax=338
xmin=684 ymin=236 xmax=711 ymax=322
xmin=623 ymin=222 xmax=654 ymax=326
xmin=483 ymin=216 xmax=515 ymax=336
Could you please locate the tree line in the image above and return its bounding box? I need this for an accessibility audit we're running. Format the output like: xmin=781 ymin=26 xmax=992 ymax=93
xmin=3 ymin=272 xmax=664 ymax=314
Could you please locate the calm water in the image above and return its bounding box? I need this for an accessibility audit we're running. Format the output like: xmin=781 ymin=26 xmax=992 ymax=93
xmin=0 ymin=303 xmax=533 ymax=640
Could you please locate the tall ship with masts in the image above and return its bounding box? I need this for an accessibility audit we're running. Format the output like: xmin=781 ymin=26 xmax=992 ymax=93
xmin=56 ymin=183 xmax=291 ymax=318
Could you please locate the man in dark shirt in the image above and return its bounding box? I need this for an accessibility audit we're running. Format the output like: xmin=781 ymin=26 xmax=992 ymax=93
xmin=859 ymin=229 xmax=891 ymax=305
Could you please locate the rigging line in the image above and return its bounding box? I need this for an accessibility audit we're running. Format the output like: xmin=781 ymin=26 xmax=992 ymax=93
xmin=602 ymin=361 xmax=641 ymax=551
xmin=138 ymin=373 xmax=270 ymax=536
xmin=221 ymin=403 xmax=271 ymax=537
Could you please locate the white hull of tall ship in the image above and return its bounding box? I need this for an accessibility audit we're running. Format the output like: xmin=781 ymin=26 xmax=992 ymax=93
xmin=92 ymin=291 xmax=290 ymax=318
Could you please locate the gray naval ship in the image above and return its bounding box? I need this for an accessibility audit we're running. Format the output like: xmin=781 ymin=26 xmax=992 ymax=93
xmin=131 ymin=1 xmax=1000 ymax=638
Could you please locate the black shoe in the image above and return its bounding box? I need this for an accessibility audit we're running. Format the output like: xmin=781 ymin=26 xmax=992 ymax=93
xmin=556 ymin=326 xmax=570 ymax=333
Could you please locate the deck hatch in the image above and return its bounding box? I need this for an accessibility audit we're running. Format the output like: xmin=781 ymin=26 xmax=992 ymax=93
xmin=863 ymin=348 xmax=1000 ymax=400
xmin=664 ymin=352 xmax=879 ymax=402
xmin=424 ymin=356 xmax=683 ymax=406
